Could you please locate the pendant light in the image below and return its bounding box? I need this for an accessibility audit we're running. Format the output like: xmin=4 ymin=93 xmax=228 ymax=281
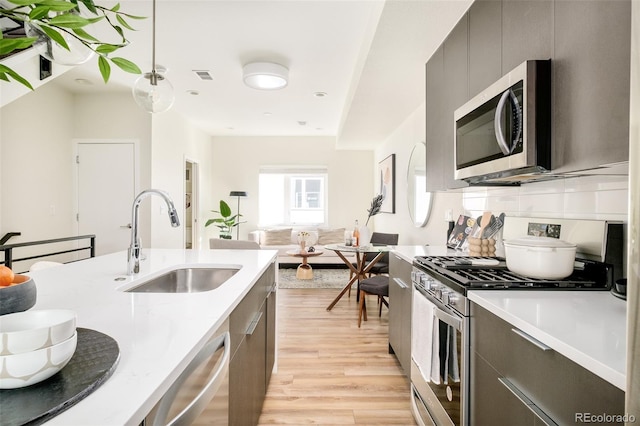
xmin=132 ymin=0 xmax=174 ymax=113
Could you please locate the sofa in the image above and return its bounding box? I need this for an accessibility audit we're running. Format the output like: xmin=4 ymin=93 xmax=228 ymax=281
xmin=248 ymin=227 xmax=355 ymax=265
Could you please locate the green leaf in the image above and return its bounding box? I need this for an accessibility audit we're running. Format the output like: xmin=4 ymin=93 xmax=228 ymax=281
xmin=39 ymin=25 xmax=70 ymax=50
xmin=49 ymin=13 xmax=91 ymax=28
xmin=0 ymin=64 xmax=34 ymax=90
xmin=29 ymin=6 xmax=52 ymax=20
xmin=72 ymin=27 xmax=99 ymax=42
xmin=110 ymin=56 xmax=141 ymax=74
xmin=0 ymin=37 xmax=37 ymax=56
xmin=120 ymin=12 xmax=146 ymax=20
xmin=78 ymin=0 xmax=97 ymax=15
xmin=41 ymin=1 xmax=79 ymax=12
xmin=110 ymin=2 xmax=120 ymax=12
xmin=7 ymin=0 xmax=46 ymax=6
xmin=115 ymin=14 xmax=135 ymax=31
xmin=98 ymin=55 xmax=110 ymax=82
xmin=95 ymin=43 xmax=119 ymax=54
xmin=219 ymin=200 xmax=232 ymax=218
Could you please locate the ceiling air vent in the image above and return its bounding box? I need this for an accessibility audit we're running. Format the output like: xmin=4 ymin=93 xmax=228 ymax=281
xmin=193 ymin=70 xmax=213 ymax=81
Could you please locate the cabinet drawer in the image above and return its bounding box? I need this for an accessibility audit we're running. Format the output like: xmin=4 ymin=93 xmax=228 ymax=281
xmin=471 ymin=303 xmax=624 ymax=424
xmin=229 ymin=263 xmax=274 ymax=359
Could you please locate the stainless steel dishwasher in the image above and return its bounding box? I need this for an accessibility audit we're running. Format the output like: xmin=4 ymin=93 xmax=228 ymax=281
xmin=144 ymin=319 xmax=230 ymax=425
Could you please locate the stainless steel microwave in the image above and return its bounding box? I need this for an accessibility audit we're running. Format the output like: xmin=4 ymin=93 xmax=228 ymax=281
xmin=454 ymin=60 xmax=551 ymax=184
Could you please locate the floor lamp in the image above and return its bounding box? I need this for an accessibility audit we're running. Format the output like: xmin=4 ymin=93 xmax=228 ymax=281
xmin=229 ymin=191 xmax=247 ymax=240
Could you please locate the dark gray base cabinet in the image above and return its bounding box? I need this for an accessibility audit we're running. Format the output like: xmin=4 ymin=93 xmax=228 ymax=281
xmin=471 ymin=303 xmax=624 ymax=425
xmin=388 ymin=253 xmax=412 ymax=375
xmin=229 ymin=262 xmax=276 ymax=426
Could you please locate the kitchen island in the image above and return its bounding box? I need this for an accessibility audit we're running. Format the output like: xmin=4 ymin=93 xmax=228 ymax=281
xmin=23 ymin=248 xmax=277 ymax=425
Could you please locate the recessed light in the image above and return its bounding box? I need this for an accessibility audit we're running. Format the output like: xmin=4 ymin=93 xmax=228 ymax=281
xmin=186 ymin=90 xmax=199 ymax=96
xmin=298 ymin=121 xmax=307 ymax=126
xmin=313 ymin=91 xmax=327 ymax=98
xmin=263 ymin=112 xmax=272 ymax=116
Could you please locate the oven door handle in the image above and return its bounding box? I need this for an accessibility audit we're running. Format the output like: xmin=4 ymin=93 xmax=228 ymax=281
xmin=433 ymin=305 xmax=462 ymax=330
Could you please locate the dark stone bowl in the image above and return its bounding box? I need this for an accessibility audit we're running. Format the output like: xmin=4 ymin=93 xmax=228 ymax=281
xmin=0 ymin=275 xmax=36 ymax=315
xmin=614 ymin=278 xmax=627 ymax=295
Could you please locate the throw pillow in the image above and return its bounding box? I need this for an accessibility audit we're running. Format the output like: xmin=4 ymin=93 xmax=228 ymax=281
xmin=262 ymin=228 xmax=293 ymax=245
xmin=318 ymin=228 xmax=346 ymax=245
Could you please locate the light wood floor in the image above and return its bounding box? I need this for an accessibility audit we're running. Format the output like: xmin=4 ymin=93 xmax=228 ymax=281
xmin=257 ymin=288 xmax=417 ymax=425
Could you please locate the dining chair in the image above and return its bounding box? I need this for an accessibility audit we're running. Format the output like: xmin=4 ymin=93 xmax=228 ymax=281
xmin=350 ymin=232 xmax=399 ymax=279
xmin=209 ymin=239 xmax=260 ymax=249
xmin=357 ymin=275 xmax=389 ymax=327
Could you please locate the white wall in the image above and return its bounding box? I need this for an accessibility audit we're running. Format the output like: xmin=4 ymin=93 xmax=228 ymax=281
xmin=151 ymin=111 xmax=215 ymax=249
xmin=210 ymin=136 xmax=374 ymax=240
xmin=1 ymin=83 xmax=75 ymax=241
xmin=374 ymin=103 xmax=463 ymax=246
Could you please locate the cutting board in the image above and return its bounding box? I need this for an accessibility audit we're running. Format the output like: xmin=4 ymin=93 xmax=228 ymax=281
xmin=0 ymin=327 xmax=120 ymax=426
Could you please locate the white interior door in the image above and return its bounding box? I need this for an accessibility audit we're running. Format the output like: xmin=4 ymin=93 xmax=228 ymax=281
xmin=76 ymin=141 xmax=136 ymax=256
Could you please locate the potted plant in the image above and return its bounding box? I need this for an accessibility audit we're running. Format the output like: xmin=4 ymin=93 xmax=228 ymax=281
xmin=205 ymin=200 xmax=245 ymax=239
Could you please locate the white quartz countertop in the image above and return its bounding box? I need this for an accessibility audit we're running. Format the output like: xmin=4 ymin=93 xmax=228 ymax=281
xmin=392 ymin=245 xmax=453 ymax=263
xmin=468 ymin=290 xmax=627 ymax=390
xmin=24 ymin=248 xmax=277 ymax=425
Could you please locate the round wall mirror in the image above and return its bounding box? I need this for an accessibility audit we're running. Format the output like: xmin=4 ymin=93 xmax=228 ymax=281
xmin=406 ymin=142 xmax=433 ymax=227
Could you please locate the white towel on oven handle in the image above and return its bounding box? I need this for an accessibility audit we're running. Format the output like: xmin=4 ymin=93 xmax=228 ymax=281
xmin=411 ymin=291 xmax=434 ymax=384
xmin=430 ymin=316 xmax=441 ymax=384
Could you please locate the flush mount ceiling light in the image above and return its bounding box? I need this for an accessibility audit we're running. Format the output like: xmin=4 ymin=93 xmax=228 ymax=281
xmin=243 ymin=62 xmax=289 ymax=90
xmin=132 ymin=0 xmax=174 ymax=113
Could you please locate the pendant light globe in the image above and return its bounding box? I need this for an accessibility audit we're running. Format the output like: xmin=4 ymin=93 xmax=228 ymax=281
xmin=24 ymin=20 xmax=95 ymax=66
xmin=131 ymin=0 xmax=174 ymax=113
xmin=132 ymin=71 xmax=175 ymax=113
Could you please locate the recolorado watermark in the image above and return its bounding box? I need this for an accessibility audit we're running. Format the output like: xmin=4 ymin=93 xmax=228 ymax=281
xmin=575 ymin=413 xmax=636 ymax=423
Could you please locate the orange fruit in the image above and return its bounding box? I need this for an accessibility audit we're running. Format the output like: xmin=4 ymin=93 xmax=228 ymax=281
xmin=0 ymin=265 xmax=15 ymax=287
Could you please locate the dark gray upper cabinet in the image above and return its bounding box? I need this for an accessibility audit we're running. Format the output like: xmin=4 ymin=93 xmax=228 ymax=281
xmin=468 ymin=0 xmax=502 ymax=98
xmin=443 ymin=15 xmax=469 ymax=190
xmin=552 ymin=0 xmax=631 ymax=173
xmin=501 ymin=0 xmax=553 ymax=73
xmin=425 ymin=0 xmax=630 ymax=190
xmin=425 ymin=46 xmax=445 ymax=192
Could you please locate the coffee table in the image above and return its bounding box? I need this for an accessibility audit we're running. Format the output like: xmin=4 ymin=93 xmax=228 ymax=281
xmin=286 ymin=249 xmax=324 ymax=279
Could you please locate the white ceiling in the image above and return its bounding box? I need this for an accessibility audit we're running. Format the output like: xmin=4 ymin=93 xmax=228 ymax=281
xmin=52 ymin=0 xmax=472 ymax=149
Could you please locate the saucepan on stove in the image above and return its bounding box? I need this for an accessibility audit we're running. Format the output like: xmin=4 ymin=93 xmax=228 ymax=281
xmin=503 ymin=236 xmax=577 ymax=279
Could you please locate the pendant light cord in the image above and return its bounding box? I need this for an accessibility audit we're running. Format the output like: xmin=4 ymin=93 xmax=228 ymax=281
xmin=150 ymin=0 xmax=158 ymax=85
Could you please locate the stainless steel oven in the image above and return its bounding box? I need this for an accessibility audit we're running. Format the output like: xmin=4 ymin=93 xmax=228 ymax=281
xmin=411 ymin=267 xmax=469 ymax=426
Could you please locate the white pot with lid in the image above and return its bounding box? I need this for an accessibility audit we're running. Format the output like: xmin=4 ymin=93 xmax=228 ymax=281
xmin=503 ymin=236 xmax=577 ymax=279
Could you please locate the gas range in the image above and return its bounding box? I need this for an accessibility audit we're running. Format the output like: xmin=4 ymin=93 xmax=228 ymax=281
xmin=413 ymin=255 xmax=612 ymax=294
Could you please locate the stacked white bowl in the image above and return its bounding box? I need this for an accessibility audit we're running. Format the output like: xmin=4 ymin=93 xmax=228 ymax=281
xmin=0 ymin=309 xmax=77 ymax=389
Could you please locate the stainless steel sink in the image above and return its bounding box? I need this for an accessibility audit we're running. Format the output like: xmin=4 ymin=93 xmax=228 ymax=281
xmin=126 ymin=267 xmax=240 ymax=293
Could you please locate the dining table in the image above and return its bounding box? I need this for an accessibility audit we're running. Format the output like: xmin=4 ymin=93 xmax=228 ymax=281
xmin=323 ymin=243 xmax=392 ymax=311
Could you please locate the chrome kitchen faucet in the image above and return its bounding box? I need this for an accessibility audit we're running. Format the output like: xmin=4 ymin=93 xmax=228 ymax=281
xmin=127 ymin=189 xmax=180 ymax=275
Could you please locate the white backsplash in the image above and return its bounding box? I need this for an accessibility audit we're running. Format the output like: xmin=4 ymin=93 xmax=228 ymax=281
xmin=462 ymin=175 xmax=629 ymax=222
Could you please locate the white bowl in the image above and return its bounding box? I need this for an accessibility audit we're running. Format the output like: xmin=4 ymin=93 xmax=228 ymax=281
xmin=0 ymin=309 xmax=77 ymax=355
xmin=0 ymin=331 xmax=77 ymax=389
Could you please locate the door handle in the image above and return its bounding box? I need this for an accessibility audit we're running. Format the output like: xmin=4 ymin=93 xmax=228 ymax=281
xmin=393 ymin=277 xmax=409 ymax=289
xmin=498 ymin=377 xmax=558 ymax=426
xmin=511 ymin=328 xmax=553 ymax=351
xmin=494 ymin=88 xmax=522 ymax=155
xmin=120 ymin=224 xmax=132 ymax=229
xmin=154 ymin=331 xmax=230 ymax=426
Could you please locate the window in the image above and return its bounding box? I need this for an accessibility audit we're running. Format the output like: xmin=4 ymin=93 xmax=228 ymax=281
xmin=259 ymin=167 xmax=328 ymax=226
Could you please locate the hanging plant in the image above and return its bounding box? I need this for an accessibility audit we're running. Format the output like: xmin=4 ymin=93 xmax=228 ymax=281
xmin=0 ymin=0 xmax=144 ymax=89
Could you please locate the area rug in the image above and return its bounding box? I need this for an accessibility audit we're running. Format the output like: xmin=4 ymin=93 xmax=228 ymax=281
xmin=277 ymin=268 xmax=350 ymax=289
